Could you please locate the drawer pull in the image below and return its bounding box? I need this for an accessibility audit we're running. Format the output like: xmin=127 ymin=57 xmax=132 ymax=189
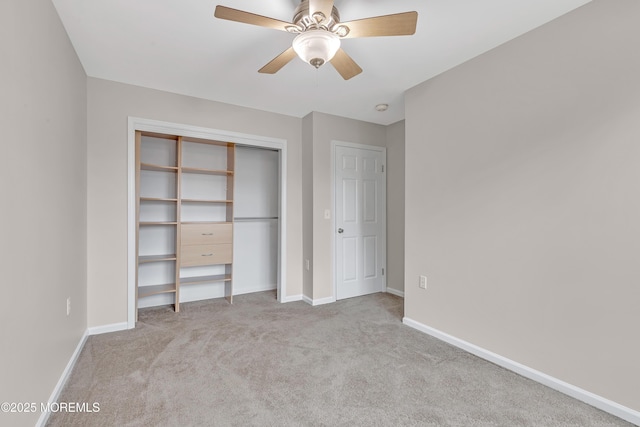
xmin=201 ymin=233 xmax=214 ymax=235
xmin=202 ymin=253 xmax=214 ymax=257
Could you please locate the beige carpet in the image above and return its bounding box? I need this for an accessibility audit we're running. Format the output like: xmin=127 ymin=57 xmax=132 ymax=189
xmin=47 ymin=291 xmax=631 ymax=426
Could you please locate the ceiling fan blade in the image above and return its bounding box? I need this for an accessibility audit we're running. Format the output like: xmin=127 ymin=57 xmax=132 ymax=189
xmin=214 ymin=5 xmax=292 ymax=31
xmin=330 ymin=49 xmax=362 ymax=80
xmin=308 ymin=0 xmax=335 ymax=24
xmin=259 ymin=47 xmax=298 ymax=74
xmin=340 ymin=11 xmax=418 ymax=38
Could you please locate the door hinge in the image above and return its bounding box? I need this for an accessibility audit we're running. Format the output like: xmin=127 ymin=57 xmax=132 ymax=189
xmin=382 ymin=268 xmax=385 ymax=275
xmin=381 ymin=165 xmax=384 ymax=173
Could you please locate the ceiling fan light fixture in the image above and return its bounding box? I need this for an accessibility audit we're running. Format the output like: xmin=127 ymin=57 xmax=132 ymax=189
xmin=292 ymin=29 xmax=340 ymax=68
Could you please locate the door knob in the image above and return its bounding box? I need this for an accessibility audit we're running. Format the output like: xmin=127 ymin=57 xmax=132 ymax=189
xmin=338 ymin=228 xmax=344 ymax=234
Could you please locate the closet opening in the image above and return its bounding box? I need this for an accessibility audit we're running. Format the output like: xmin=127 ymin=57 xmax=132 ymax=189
xmin=127 ymin=117 xmax=288 ymax=328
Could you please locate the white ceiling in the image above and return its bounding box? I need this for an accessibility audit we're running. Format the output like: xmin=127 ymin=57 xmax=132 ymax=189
xmin=52 ymin=0 xmax=591 ymax=125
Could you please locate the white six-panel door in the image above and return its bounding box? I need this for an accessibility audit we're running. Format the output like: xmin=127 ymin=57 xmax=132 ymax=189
xmin=335 ymin=144 xmax=386 ymax=300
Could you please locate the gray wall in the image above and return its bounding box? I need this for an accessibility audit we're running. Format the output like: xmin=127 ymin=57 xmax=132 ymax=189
xmin=86 ymin=78 xmax=406 ymax=324
xmin=386 ymin=120 xmax=405 ymax=294
xmin=0 ymin=1 xmax=88 ymax=426
xmin=405 ymin=0 xmax=640 ymax=411
xmin=87 ymin=78 xmax=304 ymax=327
xmin=306 ymin=112 xmax=387 ymax=301
xmin=302 ymin=114 xmax=314 ymax=298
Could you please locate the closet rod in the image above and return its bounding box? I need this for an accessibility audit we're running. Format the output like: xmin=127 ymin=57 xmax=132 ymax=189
xmin=234 ymin=217 xmax=279 ymax=222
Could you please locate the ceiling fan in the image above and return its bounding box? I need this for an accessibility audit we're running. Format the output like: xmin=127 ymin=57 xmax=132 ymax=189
xmin=214 ymin=0 xmax=418 ymax=80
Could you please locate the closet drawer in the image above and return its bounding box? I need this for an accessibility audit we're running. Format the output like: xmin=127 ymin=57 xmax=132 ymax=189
xmin=181 ymin=223 xmax=232 ymax=246
xmin=180 ymin=244 xmax=232 ymax=267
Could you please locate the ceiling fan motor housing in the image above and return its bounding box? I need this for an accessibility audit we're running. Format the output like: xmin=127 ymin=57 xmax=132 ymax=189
xmin=293 ymin=0 xmax=340 ymax=29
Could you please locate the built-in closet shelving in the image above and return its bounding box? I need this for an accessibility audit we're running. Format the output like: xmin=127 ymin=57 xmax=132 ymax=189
xmin=135 ymin=131 xmax=235 ymax=320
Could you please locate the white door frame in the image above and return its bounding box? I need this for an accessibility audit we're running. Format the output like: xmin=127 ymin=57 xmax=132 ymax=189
xmin=332 ymin=140 xmax=387 ymax=300
xmin=127 ymin=117 xmax=288 ymax=329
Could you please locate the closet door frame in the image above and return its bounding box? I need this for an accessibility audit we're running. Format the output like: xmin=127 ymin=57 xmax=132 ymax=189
xmin=127 ymin=117 xmax=288 ymax=329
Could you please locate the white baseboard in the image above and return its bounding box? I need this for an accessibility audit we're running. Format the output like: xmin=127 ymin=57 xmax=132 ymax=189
xmin=386 ymin=287 xmax=404 ymax=298
xmin=37 ymin=322 xmax=129 ymax=426
xmin=36 ymin=330 xmax=89 ymax=427
xmin=280 ymin=293 xmax=303 ymax=303
xmin=302 ymin=295 xmax=336 ymax=306
xmin=402 ymin=317 xmax=640 ymax=426
xmin=313 ymin=296 xmax=336 ymax=306
xmin=87 ymin=322 xmax=129 ymax=335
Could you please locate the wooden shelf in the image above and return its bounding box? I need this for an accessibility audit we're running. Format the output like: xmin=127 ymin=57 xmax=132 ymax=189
xmin=182 ymin=166 xmax=233 ymax=176
xmin=141 ymin=163 xmax=178 ymax=172
xmin=136 ymin=130 xmax=235 ymax=320
xmin=140 ymin=131 xmax=179 ymax=141
xmin=138 ymin=254 xmax=176 ymax=263
xmin=181 ymin=199 xmax=233 ymax=204
xmin=181 ymin=136 xmax=233 ymax=147
xmin=138 ymin=283 xmax=177 ymax=298
xmin=139 ymin=221 xmax=178 ymax=226
xmin=140 ymin=197 xmax=178 ymax=202
xmin=180 ymin=274 xmax=232 ymax=286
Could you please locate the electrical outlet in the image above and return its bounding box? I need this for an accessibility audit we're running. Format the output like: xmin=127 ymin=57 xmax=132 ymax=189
xmin=66 ymin=297 xmax=71 ymax=316
xmin=419 ymin=276 xmax=427 ymax=290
